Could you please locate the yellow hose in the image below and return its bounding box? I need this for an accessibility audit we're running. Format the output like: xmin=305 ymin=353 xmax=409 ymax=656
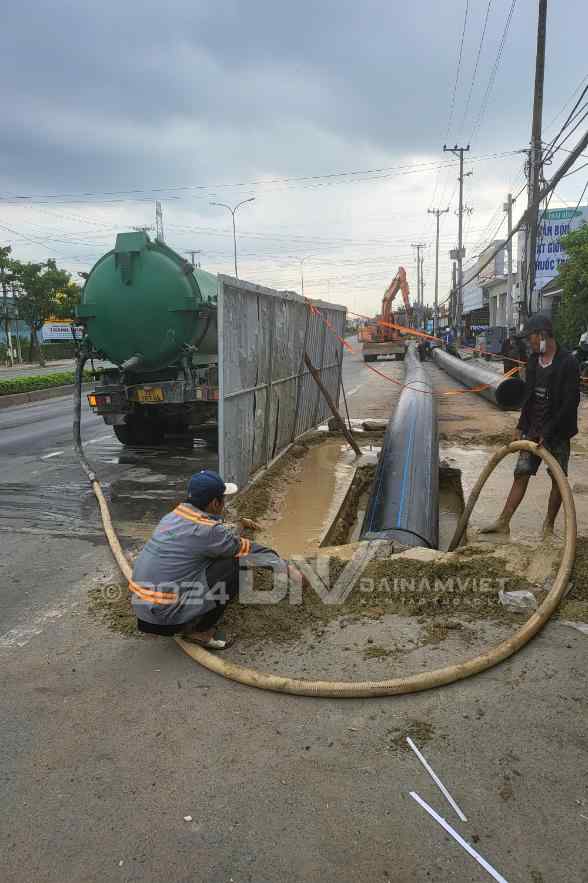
xmin=94 ymin=441 xmax=576 ymax=698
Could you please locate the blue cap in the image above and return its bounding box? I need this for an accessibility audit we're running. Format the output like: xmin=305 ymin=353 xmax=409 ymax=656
xmin=187 ymin=470 xmax=238 ymax=507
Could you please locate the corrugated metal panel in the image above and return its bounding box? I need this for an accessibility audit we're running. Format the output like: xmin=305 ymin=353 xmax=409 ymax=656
xmin=218 ymin=277 xmax=346 ymax=488
xmin=462 ymin=283 xmax=484 ymax=313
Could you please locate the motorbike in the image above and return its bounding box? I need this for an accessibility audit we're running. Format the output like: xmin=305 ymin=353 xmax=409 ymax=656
xmin=572 ymin=330 xmax=588 ymax=386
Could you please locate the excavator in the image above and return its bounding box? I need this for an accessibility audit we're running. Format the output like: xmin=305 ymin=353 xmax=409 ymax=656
xmin=358 ymin=266 xmax=412 ymax=362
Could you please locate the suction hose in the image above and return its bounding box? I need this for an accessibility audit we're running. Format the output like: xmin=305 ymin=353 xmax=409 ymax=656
xmin=79 ymin=417 xmax=576 ymax=696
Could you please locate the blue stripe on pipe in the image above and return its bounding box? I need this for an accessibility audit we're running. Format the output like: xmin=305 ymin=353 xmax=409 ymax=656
xmin=367 ymin=449 xmax=387 ymax=533
xmin=396 ymin=400 xmax=417 ymax=529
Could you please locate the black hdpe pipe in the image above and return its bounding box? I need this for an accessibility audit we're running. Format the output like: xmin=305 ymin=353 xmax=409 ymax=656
xmin=360 ymin=343 xmax=439 ymax=548
xmin=431 ymin=346 xmax=525 ymax=410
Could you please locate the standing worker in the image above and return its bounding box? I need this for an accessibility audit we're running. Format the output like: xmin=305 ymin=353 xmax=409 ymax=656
xmin=500 ymin=334 xmax=517 ymax=374
xmin=481 ymin=315 xmax=580 ymax=538
xmin=130 ymin=470 xmax=299 ymax=648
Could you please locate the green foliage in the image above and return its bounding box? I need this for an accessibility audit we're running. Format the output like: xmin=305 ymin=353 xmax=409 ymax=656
xmin=52 ymin=281 xmax=82 ymax=320
xmin=9 ymin=258 xmax=72 ymax=366
xmin=553 ymin=224 xmax=588 ymax=348
xmin=0 ymin=370 xmax=91 ymax=397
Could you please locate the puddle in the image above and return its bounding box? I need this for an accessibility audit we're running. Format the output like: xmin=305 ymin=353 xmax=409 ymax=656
xmin=0 ymin=435 xmax=218 ymax=539
xmin=257 ymin=439 xmax=357 ymax=558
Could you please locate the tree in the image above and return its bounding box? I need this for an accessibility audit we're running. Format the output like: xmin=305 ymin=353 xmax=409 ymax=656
xmin=553 ymin=223 xmax=588 ymax=348
xmin=52 ymin=280 xmax=81 ymax=320
xmin=12 ymin=259 xmax=72 ymax=366
xmin=0 ymin=246 xmax=14 ymax=362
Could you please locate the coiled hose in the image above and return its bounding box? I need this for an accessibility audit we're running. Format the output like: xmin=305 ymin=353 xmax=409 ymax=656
xmin=74 ymin=359 xmax=576 ymax=698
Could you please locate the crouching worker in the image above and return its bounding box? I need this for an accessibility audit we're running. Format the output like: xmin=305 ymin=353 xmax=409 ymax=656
xmin=130 ymin=470 xmax=295 ymax=649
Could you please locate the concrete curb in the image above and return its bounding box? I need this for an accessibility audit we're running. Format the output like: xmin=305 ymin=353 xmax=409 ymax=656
xmin=0 ymin=382 xmax=92 ymax=410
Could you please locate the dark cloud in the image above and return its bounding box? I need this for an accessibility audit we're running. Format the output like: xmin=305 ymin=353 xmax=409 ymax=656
xmin=1 ymin=0 xmax=586 ymax=308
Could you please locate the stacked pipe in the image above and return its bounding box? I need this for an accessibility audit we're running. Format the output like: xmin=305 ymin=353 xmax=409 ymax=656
xmin=360 ymin=343 xmax=439 ymax=549
xmin=430 ymin=346 xmax=525 ymax=410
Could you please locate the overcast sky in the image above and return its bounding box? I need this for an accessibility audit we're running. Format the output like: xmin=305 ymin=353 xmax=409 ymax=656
xmin=1 ymin=0 xmax=587 ymax=314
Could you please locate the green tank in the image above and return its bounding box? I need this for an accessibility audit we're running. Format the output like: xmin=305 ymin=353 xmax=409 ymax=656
xmin=78 ymin=231 xmax=217 ymax=371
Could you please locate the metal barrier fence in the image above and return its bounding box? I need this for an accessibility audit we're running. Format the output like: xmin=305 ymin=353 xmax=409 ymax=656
xmin=218 ymin=276 xmax=346 ymax=489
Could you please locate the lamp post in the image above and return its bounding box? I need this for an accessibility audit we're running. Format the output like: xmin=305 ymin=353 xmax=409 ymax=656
xmin=300 ymin=256 xmax=312 ymax=297
xmin=209 ymin=197 xmax=255 ymax=278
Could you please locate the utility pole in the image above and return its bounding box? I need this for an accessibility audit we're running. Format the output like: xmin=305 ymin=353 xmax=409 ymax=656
xmin=444 ymin=144 xmax=470 ymax=340
xmin=428 ymin=208 xmax=449 ymax=337
xmin=451 ymin=262 xmax=457 ymax=331
xmin=524 ymin=0 xmax=548 ymax=318
xmin=411 ymin=242 xmax=425 ymax=327
xmin=503 ymin=194 xmax=514 ymax=328
xmin=155 ymin=201 xmax=165 ymax=242
xmin=185 ymin=250 xmax=202 ymax=268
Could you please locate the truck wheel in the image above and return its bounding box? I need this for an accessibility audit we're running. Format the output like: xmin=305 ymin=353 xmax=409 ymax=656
xmin=113 ymin=417 xmax=165 ymax=446
xmin=195 ymin=425 xmax=218 ymax=450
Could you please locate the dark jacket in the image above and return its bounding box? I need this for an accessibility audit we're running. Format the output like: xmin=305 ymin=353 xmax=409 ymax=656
xmin=517 ymin=345 xmax=580 ymax=442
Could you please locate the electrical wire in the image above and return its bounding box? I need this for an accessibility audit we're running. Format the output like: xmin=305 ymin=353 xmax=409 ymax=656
xmin=445 ymin=0 xmax=470 ymax=142
xmin=444 ymin=128 xmax=588 ymax=303
xmin=0 ymin=151 xmax=521 ymax=204
xmin=470 ymin=0 xmax=517 ymax=144
xmin=544 ymin=73 xmax=588 ymax=133
xmin=458 ymin=0 xmax=493 ymax=136
xmin=542 ymin=84 xmax=588 ymax=164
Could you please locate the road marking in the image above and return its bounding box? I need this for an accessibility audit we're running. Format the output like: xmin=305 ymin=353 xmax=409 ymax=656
xmin=347 ymin=385 xmax=362 ymax=397
xmin=0 ymin=602 xmax=78 ymax=649
xmin=41 ymin=451 xmax=64 ymax=460
xmin=86 ymin=434 xmax=111 ymax=445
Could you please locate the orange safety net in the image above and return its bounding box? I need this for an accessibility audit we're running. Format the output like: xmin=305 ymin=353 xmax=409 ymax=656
xmin=346 ymin=308 xmax=529 ymax=367
xmin=306 ymin=300 xmax=521 ymax=398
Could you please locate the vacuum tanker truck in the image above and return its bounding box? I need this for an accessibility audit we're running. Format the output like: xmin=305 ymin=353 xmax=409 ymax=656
xmin=77 ymin=231 xmax=219 ymax=445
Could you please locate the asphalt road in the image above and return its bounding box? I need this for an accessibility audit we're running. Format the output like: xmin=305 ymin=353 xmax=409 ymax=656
xmin=1 ymin=347 xmax=587 ymax=883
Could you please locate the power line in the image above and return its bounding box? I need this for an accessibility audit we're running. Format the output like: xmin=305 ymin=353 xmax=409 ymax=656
xmin=445 ymin=0 xmax=470 ymax=141
xmin=459 ymin=0 xmax=493 ymax=135
xmin=470 ymin=0 xmax=517 ymax=144
xmin=571 ymin=177 xmax=588 ymax=216
xmin=544 ymin=73 xmax=588 ymax=133
xmin=456 ymin=126 xmax=588 ymax=294
xmin=0 ymin=150 xmax=522 ymax=204
xmin=544 ymin=107 xmax=588 ymax=164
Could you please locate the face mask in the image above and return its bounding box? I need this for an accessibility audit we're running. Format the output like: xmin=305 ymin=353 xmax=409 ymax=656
xmin=539 ymin=338 xmax=546 ymax=354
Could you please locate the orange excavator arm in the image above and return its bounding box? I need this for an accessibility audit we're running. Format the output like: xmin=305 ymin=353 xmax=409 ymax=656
xmin=382 ymin=266 xmax=411 ymax=324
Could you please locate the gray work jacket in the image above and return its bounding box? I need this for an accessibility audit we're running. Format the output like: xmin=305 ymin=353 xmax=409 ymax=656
xmin=130 ymin=502 xmax=284 ymax=627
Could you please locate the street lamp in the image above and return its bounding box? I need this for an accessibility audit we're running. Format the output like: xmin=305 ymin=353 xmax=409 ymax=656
xmin=300 ymin=256 xmax=312 ymax=297
xmin=209 ymin=197 xmax=255 ymax=278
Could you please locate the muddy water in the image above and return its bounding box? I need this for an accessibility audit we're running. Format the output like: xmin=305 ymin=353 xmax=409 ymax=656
xmin=438 ymin=486 xmax=463 ymax=551
xmin=258 ymin=440 xmax=357 ymax=558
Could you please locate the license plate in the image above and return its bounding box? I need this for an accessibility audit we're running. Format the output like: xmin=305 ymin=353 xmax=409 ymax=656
xmin=136 ymin=387 xmax=164 ymax=403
